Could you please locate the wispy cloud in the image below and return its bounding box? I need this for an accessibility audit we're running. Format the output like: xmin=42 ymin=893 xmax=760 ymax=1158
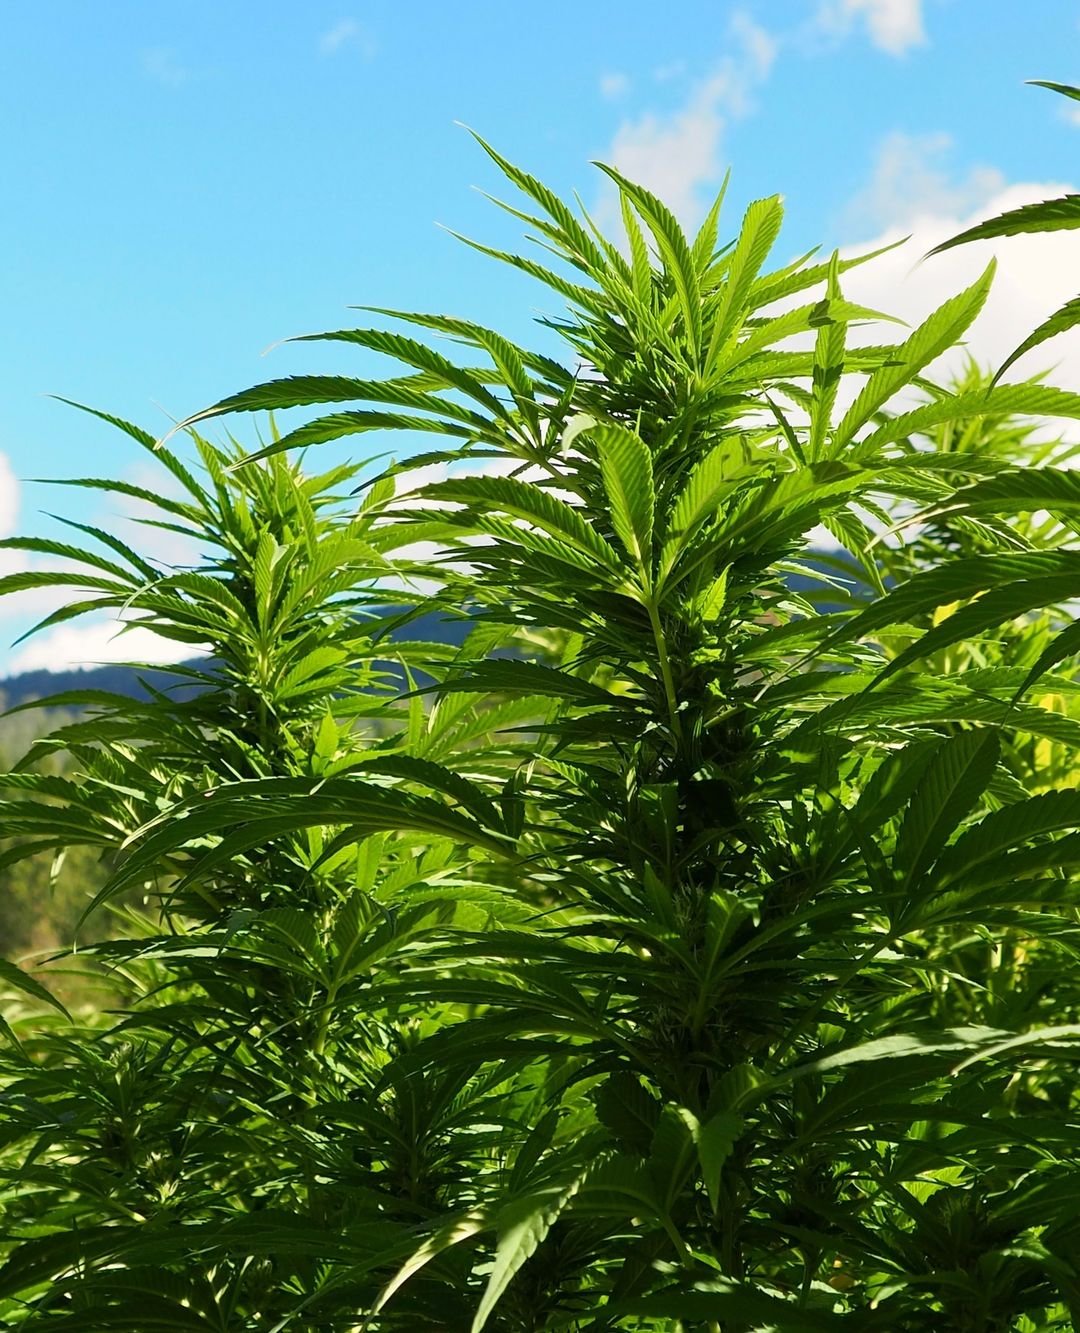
xmin=599 ymin=72 xmax=630 ymax=101
xmin=653 ymin=61 xmax=688 ymax=84
xmin=601 ymin=11 xmax=777 ymax=227
xmin=816 ymin=0 xmax=926 ymax=56
xmin=141 ymin=47 xmax=192 ymax=89
xmin=730 ymin=10 xmax=779 ymax=75
xmin=842 ymin=131 xmax=1004 ymax=235
xmin=319 ymin=18 xmax=376 ymax=58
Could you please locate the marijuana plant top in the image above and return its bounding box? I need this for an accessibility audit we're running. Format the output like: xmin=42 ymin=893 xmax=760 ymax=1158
xmin=5 ymin=126 xmax=1080 ymax=1329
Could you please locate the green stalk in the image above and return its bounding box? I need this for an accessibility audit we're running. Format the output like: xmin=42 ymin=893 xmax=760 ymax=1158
xmin=647 ymin=593 xmax=683 ymax=743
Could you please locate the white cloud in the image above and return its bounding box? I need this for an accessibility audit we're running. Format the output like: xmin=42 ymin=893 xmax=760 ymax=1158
xmin=141 ymin=47 xmax=191 ymax=88
xmin=0 ymin=463 xmax=66 ymax=647
xmin=816 ymin=0 xmax=926 ymax=55
xmin=7 ymin=620 xmax=207 ymax=676
xmin=842 ymin=131 xmax=1006 ymax=235
xmin=602 ymin=11 xmax=776 ymax=226
xmin=600 ymin=72 xmax=630 ymax=100
xmin=319 ymin=19 xmax=375 ymax=58
xmin=0 ymin=460 xmax=208 ymax=678
xmin=0 ymin=453 xmax=18 ymax=540
xmin=730 ymin=9 xmax=779 ymax=74
xmin=799 ymin=158 xmax=1080 ymax=552
xmin=838 ymin=177 xmax=1080 ymax=390
xmin=0 ymin=464 xmax=56 ymax=604
xmin=112 ymin=462 xmax=202 ymax=569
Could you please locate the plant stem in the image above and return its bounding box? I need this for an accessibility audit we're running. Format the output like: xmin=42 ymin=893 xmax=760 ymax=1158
xmin=647 ymin=594 xmax=683 ymax=743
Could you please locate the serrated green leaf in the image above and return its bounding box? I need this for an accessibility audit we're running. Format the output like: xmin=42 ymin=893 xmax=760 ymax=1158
xmin=793 ymin=1025 xmax=1009 ymax=1078
xmin=426 ymin=658 xmax=626 ymax=706
xmin=828 ymin=551 xmax=1080 ymax=648
xmin=681 ymin=1109 xmax=743 ymax=1212
xmin=933 ymin=789 xmax=1080 ymax=888
xmin=0 ymin=957 xmax=70 ymax=1021
xmin=894 ymin=729 xmax=1000 ymax=893
xmin=994 ymin=293 xmax=1080 ymax=384
xmin=423 ymin=473 xmax=623 ymax=572
xmin=930 ymin=194 xmax=1080 ymax=255
xmin=882 ymin=574 xmax=1080 ymax=680
xmin=857 ymin=381 xmax=1080 ymax=455
xmin=809 ymin=251 xmax=846 ymax=461
xmin=471 ymin=1172 xmax=586 ymax=1332
xmin=834 ymin=262 xmax=995 ymax=449
xmin=593 ymin=423 xmax=655 ymax=570
xmin=595 ymin=1073 xmax=660 ymax=1153
xmin=611 ymin=1278 xmax=845 ymax=1329
xmin=708 ymin=195 xmax=785 ymax=364
xmin=597 ymin=165 xmax=702 ymax=359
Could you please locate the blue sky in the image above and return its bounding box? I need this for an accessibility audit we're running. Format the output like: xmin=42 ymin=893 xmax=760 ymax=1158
xmin=1 ymin=0 xmax=1079 ymax=672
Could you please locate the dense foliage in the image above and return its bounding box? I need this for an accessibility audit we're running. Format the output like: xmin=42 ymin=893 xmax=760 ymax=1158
xmin=6 ymin=123 xmax=1080 ymax=1328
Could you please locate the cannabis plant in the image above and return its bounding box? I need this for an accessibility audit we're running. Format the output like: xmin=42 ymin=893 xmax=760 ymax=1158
xmin=6 ymin=139 xmax=1080 ymax=1330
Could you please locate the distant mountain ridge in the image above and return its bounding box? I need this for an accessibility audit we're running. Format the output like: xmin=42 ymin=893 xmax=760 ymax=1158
xmin=0 ymin=660 xmax=200 ymax=710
